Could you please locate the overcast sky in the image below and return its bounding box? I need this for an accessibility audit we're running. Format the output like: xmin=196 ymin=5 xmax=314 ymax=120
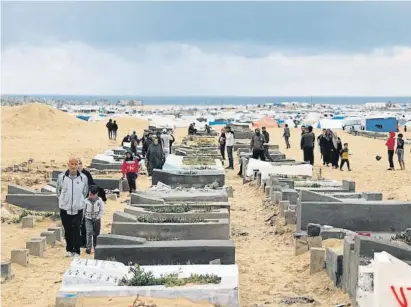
xmin=2 ymin=1 xmax=411 ymax=95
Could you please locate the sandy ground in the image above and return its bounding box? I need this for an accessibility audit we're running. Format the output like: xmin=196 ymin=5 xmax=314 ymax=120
xmin=1 ymin=103 xmax=410 ymax=306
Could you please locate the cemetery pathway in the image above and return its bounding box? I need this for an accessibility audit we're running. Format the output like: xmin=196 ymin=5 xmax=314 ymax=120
xmin=226 ymin=170 xmax=350 ymax=306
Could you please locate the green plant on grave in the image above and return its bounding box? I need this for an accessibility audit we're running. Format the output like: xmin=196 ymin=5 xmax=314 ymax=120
xmin=310 ymin=183 xmax=321 ymax=188
xmin=119 ymin=265 xmax=221 ymax=287
xmin=136 ymin=216 xmax=208 ymax=223
xmin=144 ymin=205 xmax=214 ymax=213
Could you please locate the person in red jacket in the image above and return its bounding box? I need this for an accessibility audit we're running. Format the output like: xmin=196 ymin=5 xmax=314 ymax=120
xmin=121 ymin=151 xmax=139 ymax=193
xmin=385 ymin=131 xmax=396 ymax=170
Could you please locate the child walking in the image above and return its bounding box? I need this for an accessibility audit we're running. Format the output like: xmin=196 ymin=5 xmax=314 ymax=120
xmin=122 ymin=151 xmax=140 ymax=193
xmin=82 ymin=185 xmax=105 ymax=254
xmin=340 ymin=143 xmax=351 ymax=171
xmin=396 ymin=133 xmax=405 ymax=170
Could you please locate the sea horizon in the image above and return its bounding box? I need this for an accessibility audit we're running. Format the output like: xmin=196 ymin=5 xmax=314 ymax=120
xmin=2 ymin=94 xmax=411 ymax=106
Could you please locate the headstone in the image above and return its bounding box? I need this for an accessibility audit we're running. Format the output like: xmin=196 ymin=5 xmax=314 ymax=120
xmin=48 ymin=227 xmax=63 ymax=241
xmin=310 ymin=247 xmax=326 ymax=274
xmin=1 ymin=260 xmax=12 ymax=281
xmin=307 ymin=223 xmax=321 ymax=237
xmin=11 ymin=249 xmax=29 ymax=267
xmin=284 ymin=210 xmax=296 ymax=225
xmin=31 ymin=236 xmax=47 ymax=251
xmin=40 ymin=231 xmax=56 ymax=245
xmin=22 ymin=216 xmax=35 ymax=228
xmin=26 ymin=240 xmax=44 ymax=257
xmin=225 ymin=186 xmax=233 ymax=198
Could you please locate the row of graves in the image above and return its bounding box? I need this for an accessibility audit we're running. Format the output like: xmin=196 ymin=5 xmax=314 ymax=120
xmin=54 ymin=133 xmax=239 ymax=306
xmin=242 ymin=148 xmax=411 ymax=307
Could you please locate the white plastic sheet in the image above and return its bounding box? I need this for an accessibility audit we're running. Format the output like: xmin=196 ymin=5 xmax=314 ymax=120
xmin=246 ymin=158 xmax=312 ymax=180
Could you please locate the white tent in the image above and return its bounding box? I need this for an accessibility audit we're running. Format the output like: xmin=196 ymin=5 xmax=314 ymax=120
xmin=316 ymin=119 xmax=343 ymax=130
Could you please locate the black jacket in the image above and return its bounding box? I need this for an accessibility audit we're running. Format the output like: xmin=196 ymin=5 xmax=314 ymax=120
xmin=121 ymin=135 xmax=131 ymax=146
xmin=262 ymin=131 xmax=270 ymax=143
xmin=81 ymin=169 xmax=107 ymax=202
xmin=301 ymin=132 xmax=315 ymax=149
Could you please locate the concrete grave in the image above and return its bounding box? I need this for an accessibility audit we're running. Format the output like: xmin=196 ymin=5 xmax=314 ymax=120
xmin=7 ymin=184 xmax=36 ymax=195
xmin=57 ymin=263 xmax=240 ymax=307
xmin=152 ymin=169 xmax=225 ymax=188
xmin=326 ymin=247 xmax=344 ymax=288
xmin=298 ymin=200 xmax=411 ymax=232
xmin=111 ymin=218 xmax=230 ymax=240
xmin=95 ymin=239 xmax=236 ymax=265
xmin=5 ymin=194 xmax=58 ymax=211
xmin=48 ymin=227 xmax=63 ymax=241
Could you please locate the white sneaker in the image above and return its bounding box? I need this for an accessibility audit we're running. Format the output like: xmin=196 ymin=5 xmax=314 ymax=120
xmin=73 ymin=253 xmax=80 ymax=258
xmin=65 ymin=252 xmax=73 ymax=257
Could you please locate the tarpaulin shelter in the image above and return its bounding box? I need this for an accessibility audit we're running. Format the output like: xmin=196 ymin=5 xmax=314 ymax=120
xmin=252 ymin=116 xmax=278 ymax=128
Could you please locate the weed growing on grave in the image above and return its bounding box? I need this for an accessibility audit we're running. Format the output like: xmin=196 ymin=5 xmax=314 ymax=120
xmin=137 ymin=216 xmax=209 ymax=223
xmin=310 ymin=183 xmax=321 ymax=188
xmin=10 ymin=209 xmax=60 ymax=224
xmin=120 ymin=265 xmax=221 ymax=287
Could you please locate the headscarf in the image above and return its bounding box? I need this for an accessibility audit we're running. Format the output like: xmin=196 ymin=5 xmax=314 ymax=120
xmin=332 ymin=132 xmax=338 ymax=149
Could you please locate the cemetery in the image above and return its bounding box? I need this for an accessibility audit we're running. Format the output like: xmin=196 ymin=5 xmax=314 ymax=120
xmin=2 ymin=125 xmax=410 ymax=307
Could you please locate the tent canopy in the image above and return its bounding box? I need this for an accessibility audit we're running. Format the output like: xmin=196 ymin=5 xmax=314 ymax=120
xmin=252 ymin=116 xmax=278 ymax=128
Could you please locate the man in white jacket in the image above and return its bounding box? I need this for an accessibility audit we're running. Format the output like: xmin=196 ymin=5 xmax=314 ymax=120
xmin=56 ymin=157 xmax=88 ymax=257
xmin=225 ymin=126 xmax=235 ymax=169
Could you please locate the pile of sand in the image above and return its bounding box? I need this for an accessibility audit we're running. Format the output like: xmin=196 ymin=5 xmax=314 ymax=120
xmin=1 ymin=103 xmax=87 ymax=132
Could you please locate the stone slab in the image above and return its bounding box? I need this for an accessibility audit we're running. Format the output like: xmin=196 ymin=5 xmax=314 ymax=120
xmin=96 ymin=234 xmax=146 ymax=245
xmin=31 ymin=236 xmax=47 ymax=251
xmin=7 ymin=184 xmax=36 ymax=195
xmin=113 ymin=211 xmax=138 ymax=223
xmin=5 ymin=194 xmax=58 ymax=212
xmin=111 ymin=219 xmax=230 ymax=240
xmin=281 ymin=189 xmax=299 ymax=205
xmin=48 ymin=227 xmax=64 ymax=241
xmin=300 ymin=190 xmax=343 ymax=202
xmin=299 ymin=201 xmax=411 ymax=232
xmin=95 ymin=239 xmax=236 ymax=265
xmin=89 ymin=163 xmax=122 ymax=170
xmin=94 ymin=178 xmax=121 ymax=190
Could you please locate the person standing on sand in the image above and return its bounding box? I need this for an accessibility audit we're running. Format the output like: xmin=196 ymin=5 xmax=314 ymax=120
xmin=250 ymin=128 xmax=266 ymax=161
xmin=396 ymin=133 xmax=405 ymax=170
xmin=121 ymin=132 xmax=131 ymax=146
xmin=82 ymin=185 xmax=105 ymax=254
xmin=300 ymin=126 xmax=315 ymax=165
xmin=225 ymin=126 xmax=235 ymax=169
xmin=122 ymin=151 xmax=140 ymax=193
xmin=112 ymin=121 xmax=118 ymax=141
xmin=160 ymin=129 xmax=173 ymax=159
xmin=331 ymin=132 xmax=342 ymax=169
xmin=106 ymin=119 xmax=113 ymax=140
xmin=146 ymin=137 xmax=165 ymax=176
xmin=219 ymin=128 xmax=227 ymax=161
xmin=385 ymin=132 xmax=396 ymax=170
xmin=261 ymin=127 xmax=273 ymax=162
xmin=56 ymin=157 xmax=88 ymax=257
xmin=283 ymin=124 xmax=291 ymax=149
xmin=77 ymin=157 xmax=106 ymax=248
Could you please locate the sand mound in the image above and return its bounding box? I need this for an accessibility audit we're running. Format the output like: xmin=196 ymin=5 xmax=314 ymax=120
xmin=1 ymin=103 xmax=87 ymax=132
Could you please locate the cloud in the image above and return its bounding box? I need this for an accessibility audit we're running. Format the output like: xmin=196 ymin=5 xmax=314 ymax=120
xmin=2 ymin=41 xmax=411 ymax=96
